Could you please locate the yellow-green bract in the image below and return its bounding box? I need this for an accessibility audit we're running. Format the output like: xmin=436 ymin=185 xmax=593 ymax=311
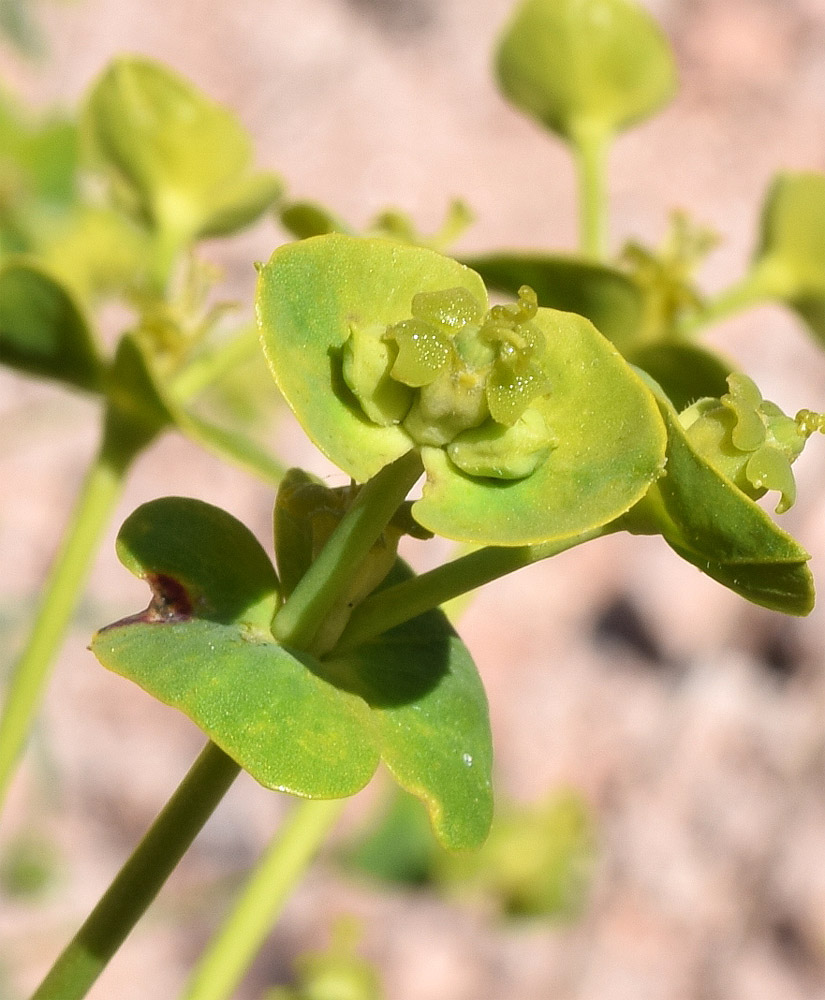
xmin=621 ymin=378 xmax=816 ymax=616
xmin=82 ymin=56 xmax=282 ymax=247
xmin=495 ymin=0 xmax=677 ymax=147
xmin=256 ymin=234 xmax=667 ymax=546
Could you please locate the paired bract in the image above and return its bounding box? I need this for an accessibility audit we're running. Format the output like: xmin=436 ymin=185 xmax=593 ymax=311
xmin=256 ymin=234 xmax=667 ymax=546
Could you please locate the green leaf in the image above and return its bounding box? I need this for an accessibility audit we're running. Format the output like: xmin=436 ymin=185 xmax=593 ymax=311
xmin=280 ymin=201 xmax=353 ymax=240
xmin=340 ymin=788 xmax=436 ymax=886
xmin=0 ymin=259 xmax=103 ymax=391
xmin=94 ymin=500 xmax=493 ymax=846
xmin=325 ymin=563 xmax=493 ymax=850
xmin=104 ymin=333 xmax=175 ymax=444
xmin=0 ymin=95 xmax=80 ymax=257
xmin=436 ymin=789 xmax=594 ymax=918
xmin=104 ymin=333 xmax=285 ymax=482
xmin=465 ymin=252 xmax=644 ymax=350
xmin=92 ymin=497 xmax=378 ymax=798
xmin=273 ymin=469 xmax=325 ymax=599
xmin=196 ymin=171 xmax=284 ymax=239
xmin=256 ymin=234 xmax=487 ymax=482
xmin=38 ymin=206 xmax=155 ymax=304
xmin=627 ymin=341 xmax=733 ymax=412
xmin=15 ymin=115 xmax=79 ymax=206
xmin=750 ymin=172 xmax=825 ymax=342
xmin=495 ymin=0 xmax=677 ymax=146
xmin=114 ymin=497 xmax=280 ymax=627
xmin=96 ymin=619 xmax=380 ymax=799
xmin=622 ymin=388 xmax=814 ymax=615
xmin=413 ymin=308 xmax=666 ymax=545
xmin=83 ymin=57 xmax=281 ymax=244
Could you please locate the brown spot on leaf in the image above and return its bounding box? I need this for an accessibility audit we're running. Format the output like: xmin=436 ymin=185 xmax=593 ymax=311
xmin=144 ymin=573 xmax=193 ymax=621
xmin=98 ymin=573 xmax=193 ymax=631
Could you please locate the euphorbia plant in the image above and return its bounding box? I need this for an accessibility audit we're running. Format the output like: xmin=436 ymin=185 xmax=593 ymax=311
xmin=11 ymin=0 xmax=825 ymax=997
xmin=30 ymin=228 xmax=823 ymax=999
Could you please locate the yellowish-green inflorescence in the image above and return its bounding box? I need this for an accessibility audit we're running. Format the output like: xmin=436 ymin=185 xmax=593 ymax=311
xmin=342 ymin=284 xmax=558 ymax=481
xmin=680 ymin=372 xmax=825 ymax=514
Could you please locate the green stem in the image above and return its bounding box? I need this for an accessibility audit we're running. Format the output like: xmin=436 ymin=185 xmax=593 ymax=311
xmin=678 ymin=268 xmax=774 ymax=337
xmin=333 ymin=522 xmax=615 ymax=655
xmin=169 ymin=326 xmax=260 ymax=404
xmin=0 ymin=424 xmax=143 ymax=813
xmin=573 ymin=128 xmax=610 ymax=260
xmin=272 ymin=450 xmax=423 ymax=650
xmin=182 ymin=798 xmax=346 ymax=1000
xmin=31 ymin=742 xmax=240 ymax=1000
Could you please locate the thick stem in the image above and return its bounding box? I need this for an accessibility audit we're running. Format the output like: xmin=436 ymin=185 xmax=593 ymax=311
xmin=182 ymin=798 xmax=346 ymax=1000
xmin=0 ymin=424 xmax=142 ymax=813
xmin=31 ymin=742 xmax=240 ymax=1000
xmin=333 ymin=523 xmax=614 ymax=655
xmin=573 ymin=127 xmax=610 ymax=261
xmin=272 ymin=450 xmax=423 ymax=650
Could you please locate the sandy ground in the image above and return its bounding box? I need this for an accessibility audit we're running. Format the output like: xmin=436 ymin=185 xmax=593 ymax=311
xmin=3 ymin=0 xmax=825 ymax=997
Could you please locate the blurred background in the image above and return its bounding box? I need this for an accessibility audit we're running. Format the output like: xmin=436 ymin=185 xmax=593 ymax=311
xmin=3 ymin=0 xmax=825 ymax=997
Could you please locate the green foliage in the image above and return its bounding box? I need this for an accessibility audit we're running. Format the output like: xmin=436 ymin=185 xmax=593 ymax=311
xmin=0 ymin=89 xmax=78 ymax=253
xmin=5 ymin=1 xmax=825 ymax=995
xmin=467 ymin=231 xmax=737 ymax=410
xmin=626 ymin=341 xmax=732 ymax=413
xmin=466 ymin=252 xmax=644 ymax=349
xmin=0 ymin=259 xmax=103 ymax=391
xmin=437 ymin=789 xmax=595 ymax=918
xmin=257 ymin=234 xmax=486 ymax=482
xmin=496 ymin=0 xmax=677 ymax=147
xmin=257 ymin=234 xmax=667 ymax=545
xmin=280 ymin=198 xmax=473 ymax=253
xmin=621 ymin=379 xmax=816 ymax=615
xmin=341 ymin=787 xmax=436 ymax=887
xmin=750 ymin=172 xmax=825 ymax=341
xmin=7 ymin=112 xmax=77 ymax=206
xmin=92 ymin=497 xmax=493 ymax=850
xmin=83 ymin=57 xmax=282 ymax=250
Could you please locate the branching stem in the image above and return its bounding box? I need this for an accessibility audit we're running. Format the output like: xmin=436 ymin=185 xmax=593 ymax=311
xmin=272 ymin=450 xmax=423 ymax=650
xmin=334 ymin=522 xmax=615 ymax=655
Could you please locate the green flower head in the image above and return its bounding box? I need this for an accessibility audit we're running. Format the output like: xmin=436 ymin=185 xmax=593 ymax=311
xmin=680 ymin=372 xmax=825 ymax=513
xmin=257 ymin=234 xmax=666 ymax=546
xmin=343 ymin=283 xmax=555 ymax=480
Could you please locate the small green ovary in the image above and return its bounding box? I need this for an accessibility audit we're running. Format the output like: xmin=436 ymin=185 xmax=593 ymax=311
xmin=341 ymin=284 xmax=557 ymax=481
xmin=680 ymin=373 xmax=824 ymax=513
